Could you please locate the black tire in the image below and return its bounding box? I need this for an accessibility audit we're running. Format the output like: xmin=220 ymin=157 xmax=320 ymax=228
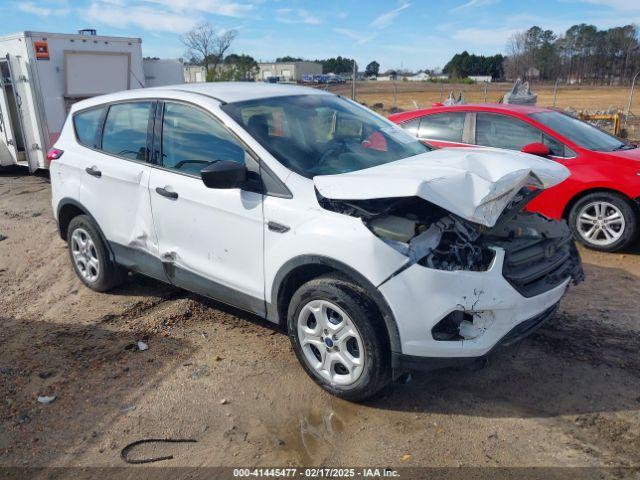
xmin=66 ymin=215 xmax=124 ymax=292
xmin=287 ymin=274 xmax=391 ymax=401
xmin=568 ymin=192 xmax=638 ymax=252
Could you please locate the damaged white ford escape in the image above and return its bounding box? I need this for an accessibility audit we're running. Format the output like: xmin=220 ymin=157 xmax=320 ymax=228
xmin=50 ymin=83 xmax=583 ymax=400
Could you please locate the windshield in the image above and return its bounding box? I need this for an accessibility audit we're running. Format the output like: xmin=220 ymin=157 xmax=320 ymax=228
xmin=221 ymin=94 xmax=430 ymax=177
xmin=529 ymin=111 xmax=633 ymax=152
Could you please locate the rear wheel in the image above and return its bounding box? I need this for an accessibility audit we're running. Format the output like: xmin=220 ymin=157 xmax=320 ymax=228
xmin=67 ymin=215 xmax=124 ymax=291
xmin=569 ymin=192 xmax=638 ymax=252
xmin=287 ymin=274 xmax=390 ymax=401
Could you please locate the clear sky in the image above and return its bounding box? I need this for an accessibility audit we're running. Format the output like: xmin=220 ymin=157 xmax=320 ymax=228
xmin=1 ymin=0 xmax=637 ymax=71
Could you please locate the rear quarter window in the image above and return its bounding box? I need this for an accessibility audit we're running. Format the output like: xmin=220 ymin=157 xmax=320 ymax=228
xmin=399 ymin=117 xmax=420 ymax=137
xmin=73 ymin=107 xmax=106 ymax=149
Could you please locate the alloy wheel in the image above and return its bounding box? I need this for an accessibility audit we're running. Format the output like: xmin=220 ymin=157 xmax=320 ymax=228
xmin=577 ymin=201 xmax=625 ymax=247
xmin=70 ymin=227 xmax=100 ymax=283
xmin=297 ymin=299 xmax=365 ymax=386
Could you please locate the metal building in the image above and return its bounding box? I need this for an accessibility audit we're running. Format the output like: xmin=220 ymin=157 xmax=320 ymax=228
xmin=183 ymin=65 xmax=207 ymax=83
xmin=258 ymin=61 xmax=322 ymax=82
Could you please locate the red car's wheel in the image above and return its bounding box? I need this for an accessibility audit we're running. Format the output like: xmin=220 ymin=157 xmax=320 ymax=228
xmin=569 ymin=192 xmax=638 ymax=252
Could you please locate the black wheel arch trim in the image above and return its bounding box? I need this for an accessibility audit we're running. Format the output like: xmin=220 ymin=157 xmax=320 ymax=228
xmin=268 ymin=255 xmax=402 ymax=354
xmin=56 ymin=197 xmax=116 ymax=262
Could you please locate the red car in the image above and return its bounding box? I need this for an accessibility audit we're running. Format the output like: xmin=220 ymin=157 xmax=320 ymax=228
xmin=389 ymin=104 xmax=640 ymax=251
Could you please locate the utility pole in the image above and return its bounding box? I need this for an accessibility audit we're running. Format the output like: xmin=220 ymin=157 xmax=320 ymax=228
xmin=352 ymin=60 xmax=356 ymax=100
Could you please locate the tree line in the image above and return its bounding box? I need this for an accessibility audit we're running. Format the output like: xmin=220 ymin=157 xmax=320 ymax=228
xmin=182 ymin=21 xmax=640 ymax=86
xmin=441 ymin=23 xmax=640 ymax=85
xmin=442 ymin=52 xmax=505 ymax=79
xmin=505 ymin=24 xmax=640 ymax=84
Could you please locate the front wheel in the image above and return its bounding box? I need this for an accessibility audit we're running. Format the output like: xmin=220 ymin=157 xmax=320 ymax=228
xmin=569 ymin=192 xmax=638 ymax=252
xmin=287 ymin=274 xmax=391 ymax=401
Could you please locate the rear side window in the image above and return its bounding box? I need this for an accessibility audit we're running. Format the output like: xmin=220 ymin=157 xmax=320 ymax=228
xmin=476 ymin=113 xmax=540 ymax=151
xmin=102 ymin=102 xmax=151 ymax=161
xmin=400 ymin=117 xmax=420 ymax=137
xmin=418 ymin=113 xmax=466 ymax=142
xmin=73 ymin=107 xmax=105 ymax=149
xmin=161 ymin=102 xmax=246 ymax=175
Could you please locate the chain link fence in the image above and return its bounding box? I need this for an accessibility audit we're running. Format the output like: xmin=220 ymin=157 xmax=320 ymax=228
xmin=322 ymin=80 xmax=640 ymax=141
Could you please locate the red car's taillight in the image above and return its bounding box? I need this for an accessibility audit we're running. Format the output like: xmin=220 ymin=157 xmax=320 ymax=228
xmin=47 ymin=148 xmax=64 ymax=161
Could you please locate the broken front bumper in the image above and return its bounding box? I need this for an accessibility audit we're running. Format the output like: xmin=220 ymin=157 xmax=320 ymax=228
xmin=391 ymin=302 xmax=559 ymax=372
xmin=378 ymin=247 xmax=573 ymax=359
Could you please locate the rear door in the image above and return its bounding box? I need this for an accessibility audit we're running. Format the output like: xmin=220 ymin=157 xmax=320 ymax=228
xmin=77 ymin=100 xmax=162 ymax=278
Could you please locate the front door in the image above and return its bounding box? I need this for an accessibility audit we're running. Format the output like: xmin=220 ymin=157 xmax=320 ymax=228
xmin=148 ymin=101 xmax=265 ymax=315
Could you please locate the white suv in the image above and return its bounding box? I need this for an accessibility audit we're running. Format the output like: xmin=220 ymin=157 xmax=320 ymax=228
xmin=50 ymin=83 xmax=583 ymax=400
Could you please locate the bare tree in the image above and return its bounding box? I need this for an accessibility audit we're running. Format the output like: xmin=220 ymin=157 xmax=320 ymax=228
xmin=181 ymin=23 xmax=238 ymax=75
xmin=504 ymin=31 xmax=527 ymax=80
xmin=210 ymin=29 xmax=238 ymax=75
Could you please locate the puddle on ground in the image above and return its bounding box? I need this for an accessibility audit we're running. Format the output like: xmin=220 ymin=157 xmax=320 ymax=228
xmin=269 ymin=399 xmax=361 ymax=464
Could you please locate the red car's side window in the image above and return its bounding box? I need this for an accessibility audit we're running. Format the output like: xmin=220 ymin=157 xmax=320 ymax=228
xmin=398 ymin=110 xmax=574 ymax=157
xmin=400 ymin=117 xmax=420 ymax=137
xmin=475 ymin=112 xmax=571 ymax=157
xmin=418 ymin=112 xmax=466 ymax=143
xmin=475 ymin=113 xmax=541 ymax=151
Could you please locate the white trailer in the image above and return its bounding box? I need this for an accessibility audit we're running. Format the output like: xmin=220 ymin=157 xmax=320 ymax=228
xmin=143 ymin=59 xmax=184 ymax=87
xmin=0 ymin=30 xmax=144 ymax=172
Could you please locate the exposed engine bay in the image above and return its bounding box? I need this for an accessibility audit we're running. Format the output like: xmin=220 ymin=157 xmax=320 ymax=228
xmin=318 ymin=188 xmax=584 ymax=293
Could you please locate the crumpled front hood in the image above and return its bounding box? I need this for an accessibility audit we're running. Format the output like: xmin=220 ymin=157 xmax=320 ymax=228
xmin=314 ymin=147 xmax=570 ymax=227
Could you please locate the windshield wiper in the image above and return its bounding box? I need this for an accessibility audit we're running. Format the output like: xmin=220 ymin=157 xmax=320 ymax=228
xmin=612 ymin=143 xmax=636 ymax=151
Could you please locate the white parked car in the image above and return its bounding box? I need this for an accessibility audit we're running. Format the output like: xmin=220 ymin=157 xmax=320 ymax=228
xmin=49 ymin=83 xmax=583 ymax=400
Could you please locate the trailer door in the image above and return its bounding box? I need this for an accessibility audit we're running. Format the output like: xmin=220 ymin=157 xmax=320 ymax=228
xmin=5 ymin=54 xmax=42 ymax=172
xmin=0 ymin=74 xmax=18 ymax=166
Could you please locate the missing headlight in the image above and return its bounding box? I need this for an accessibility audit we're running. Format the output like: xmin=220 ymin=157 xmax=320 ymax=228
xmin=418 ymin=217 xmax=496 ymax=272
xmin=317 ymin=193 xmax=496 ymax=272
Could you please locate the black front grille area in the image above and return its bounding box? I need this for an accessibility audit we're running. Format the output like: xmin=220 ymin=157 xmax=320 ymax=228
xmin=499 ymin=230 xmax=583 ymax=298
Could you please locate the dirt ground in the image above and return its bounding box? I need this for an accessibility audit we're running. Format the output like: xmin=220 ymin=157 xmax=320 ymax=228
xmin=1 ymin=170 xmax=639 ymax=476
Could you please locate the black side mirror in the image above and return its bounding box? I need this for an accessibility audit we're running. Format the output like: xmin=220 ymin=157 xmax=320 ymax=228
xmin=201 ymin=160 xmax=247 ymax=189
